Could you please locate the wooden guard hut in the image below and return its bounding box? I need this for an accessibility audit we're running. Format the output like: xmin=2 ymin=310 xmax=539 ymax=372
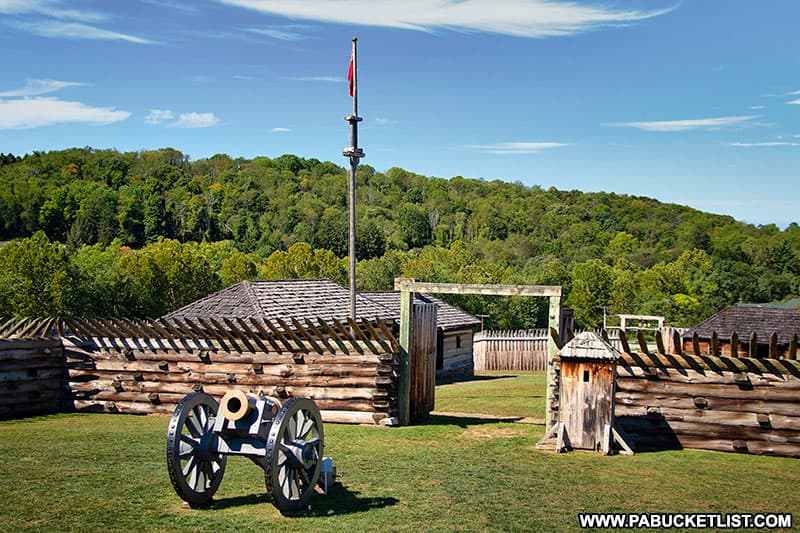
xmin=543 ymin=331 xmax=634 ymax=455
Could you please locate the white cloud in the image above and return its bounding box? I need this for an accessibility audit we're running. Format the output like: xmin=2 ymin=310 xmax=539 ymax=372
xmin=0 ymin=78 xmax=87 ymax=97
xmin=375 ymin=117 xmax=396 ymax=126
xmin=173 ymin=112 xmax=219 ymax=128
xmin=464 ymin=141 xmax=569 ymax=154
xmin=12 ymin=20 xmax=154 ymax=44
xmin=271 ymin=127 xmax=291 ymax=132
xmin=145 ymin=109 xmax=175 ymax=125
xmin=729 ymin=141 xmax=800 ymax=147
xmin=0 ymin=0 xmax=107 ymax=22
xmin=609 ymin=115 xmax=757 ymax=132
xmin=248 ymin=26 xmax=307 ymax=40
xmin=286 ymin=76 xmax=342 ymax=83
xmin=750 ymin=105 xmax=766 ymax=110
xmin=788 ymin=99 xmax=800 ymax=105
xmin=220 ymin=0 xmax=673 ymax=38
xmin=0 ymin=97 xmax=130 ymax=129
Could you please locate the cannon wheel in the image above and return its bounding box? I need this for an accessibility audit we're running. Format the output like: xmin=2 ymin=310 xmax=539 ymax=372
xmin=265 ymin=397 xmax=324 ymax=516
xmin=166 ymin=392 xmax=227 ymax=506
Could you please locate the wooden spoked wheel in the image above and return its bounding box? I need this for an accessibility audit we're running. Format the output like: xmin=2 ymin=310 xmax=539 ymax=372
xmin=265 ymin=398 xmax=324 ymax=516
xmin=166 ymin=392 xmax=227 ymax=506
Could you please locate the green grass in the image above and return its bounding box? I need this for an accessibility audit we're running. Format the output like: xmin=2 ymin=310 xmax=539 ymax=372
xmin=1 ymin=373 xmax=798 ymax=532
xmin=435 ymin=370 xmax=547 ymax=419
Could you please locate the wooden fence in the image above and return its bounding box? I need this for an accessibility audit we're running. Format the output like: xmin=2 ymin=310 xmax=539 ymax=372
xmin=408 ymin=303 xmax=438 ymax=423
xmin=0 ymin=316 xmax=426 ymax=426
xmin=550 ymin=328 xmax=800 ymax=457
xmin=474 ymin=329 xmax=624 ymax=371
xmin=0 ymin=337 xmax=65 ymax=418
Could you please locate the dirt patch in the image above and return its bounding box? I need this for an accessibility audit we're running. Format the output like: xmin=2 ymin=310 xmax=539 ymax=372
xmin=463 ymin=426 xmax=526 ymax=440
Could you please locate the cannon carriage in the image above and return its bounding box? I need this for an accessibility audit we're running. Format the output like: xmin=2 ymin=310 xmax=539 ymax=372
xmin=166 ymin=389 xmax=325 ymax=516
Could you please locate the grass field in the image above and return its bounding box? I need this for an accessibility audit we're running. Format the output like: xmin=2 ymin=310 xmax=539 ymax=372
xmin=1 ymin=371 xmax=798 ymax=531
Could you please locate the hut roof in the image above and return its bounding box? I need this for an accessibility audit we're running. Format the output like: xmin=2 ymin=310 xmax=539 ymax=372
xmin=163 ymin=279 xmax=393 ymax=324
xmin=682 ymin=306 xmax=800 ymax=345
xmin=559 ymin=331 xmax=620 ymax=361
xmin=362 ymin=292 xmax=480 ymax=332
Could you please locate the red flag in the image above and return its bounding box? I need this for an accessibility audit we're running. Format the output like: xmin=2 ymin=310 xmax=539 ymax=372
xmin=347 ymin=51 xmax=354 ymax=97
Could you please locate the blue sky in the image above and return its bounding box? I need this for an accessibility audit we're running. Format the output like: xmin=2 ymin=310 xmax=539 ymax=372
xmin=1 ymin=1 xmax=798 ymax=227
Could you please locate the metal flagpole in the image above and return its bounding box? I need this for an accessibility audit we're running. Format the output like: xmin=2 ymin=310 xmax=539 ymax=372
xmin=344 ymin=37 xmax=364 ymax=322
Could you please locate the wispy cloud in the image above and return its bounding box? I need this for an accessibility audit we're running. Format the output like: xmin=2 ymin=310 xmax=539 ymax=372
xmin=0 ymin=0 xmax=107 ymax=22
xmin=271 ymin=127 xmax=291 ymax=132
xmin=146 ymin=109 xmax=220 ymax=128
xmin=0 ymin=97 xmax=130 ymax=129
xmin=285 ymin=75 xmax=342 ymax=83
xmin=730 ymin=141 xmax=800 ymax=147
xmin=144 ymin=109 xmax=175 ymax=125
xmin=247 ymin=25 xmax=308 ymax=41
xmin=0 ymin=78 xmax=87 ymax=97
xmin=220 ymin=0 xmax=674 ymax=38
xmin=788 ymin=99 xmax=800 ymax=105
xmin=138 ymin=0 xmax=199 ymax=14
xmin=173 ymin=112 xmax=219 ymax=128
xmin=750 ymin=105 xmax=766 ymax=110
xmin=375 ymin=117 xmax=396 ymax=126
xmin=11 ymin=20 xmax=155 ymax=44
xmin=609 ymin=115 xmax=757 ymax=132
xmin=464 ymin=142 xmax=569 ymax=154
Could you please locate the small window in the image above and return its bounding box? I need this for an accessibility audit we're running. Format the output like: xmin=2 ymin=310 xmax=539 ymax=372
xmin=456 ymin=335 xmax=462 ymax=349
xmin=583 ymin=370 xmax=590 ymax=383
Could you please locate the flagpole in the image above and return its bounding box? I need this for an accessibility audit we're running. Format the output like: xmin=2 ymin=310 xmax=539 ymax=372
xmin=344 ymin=37 xmax=364 ymax=323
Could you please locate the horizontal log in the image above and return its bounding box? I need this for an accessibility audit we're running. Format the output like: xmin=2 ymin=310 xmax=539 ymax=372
xmin=615 ymin=405 xmax=800 ymax=431
xmin=0 ymin=388 xmax=62 ymax=406
xmin=676 ymin=436 xmax=800 ymax=457
xmin=617 ymin=414 xmax=800 ymax=445
xmin=319 ymin=409 xmax=389 ymax=425
xmin=0 ymin=349 xmax=62 ymax=362
xmin=1 ymin=367 xmax=64 ymax=383
xmin=617 ymin=392 xmax=799 ymax=417
xmin=1 ymin=379 xmax=63 ymax=395
xmin=0 ymin=338 xmax=61 ymax=352
xmin=616 ymin=377 xmax=799 ymax=402
xmin=65 ymin=348 xmax=396 ymax=366
xmin=0 ymin=400 xmax=61 ymax=417
xmin=67 ymin=373 xmax=388 ymax=391
xmin=0 ymin=358 xmax=64 ymax=372
xmin=617 ymin=366 xmax=800 ymax=388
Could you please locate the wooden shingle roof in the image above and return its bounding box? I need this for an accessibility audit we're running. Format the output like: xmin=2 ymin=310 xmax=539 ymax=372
xmin=683 ymin=306 xmax=800 ymax=345
xmin=164 ymin=279 xmax=393 ymax=324
xmin=362 ymin=291 xmax=480 ymax=331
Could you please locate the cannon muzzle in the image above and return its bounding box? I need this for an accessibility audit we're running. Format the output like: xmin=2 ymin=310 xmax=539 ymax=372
xmin=219 ymin=390 xmax=258 ymax=421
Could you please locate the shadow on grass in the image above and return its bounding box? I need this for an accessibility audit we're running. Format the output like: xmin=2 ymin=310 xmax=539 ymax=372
xmin=422 ymin=413 xmax=525 ymax=428
xmin=307 ymin=484 xmax=399 ymax=516
xmin=205 ymin=485 xmax=399 ymax=516
xmin=436 ymin=374 xmax=518 ymax=386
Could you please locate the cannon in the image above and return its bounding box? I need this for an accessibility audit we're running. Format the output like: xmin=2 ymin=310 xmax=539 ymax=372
xmin=166 ymin=390 xmax=325 ymax=516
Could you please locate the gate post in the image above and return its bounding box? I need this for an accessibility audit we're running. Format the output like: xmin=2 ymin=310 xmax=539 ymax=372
xmin=398 ymin=282 xmax=415 ymax=426
xmin=546 ymin=294 xmax=561 ymax=428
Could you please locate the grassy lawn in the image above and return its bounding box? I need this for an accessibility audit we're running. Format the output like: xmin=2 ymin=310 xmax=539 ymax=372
xmin=1 ymin=372 xmax=798 ymax=532
xmin=435 ymin=370 xmax=547 ymax=420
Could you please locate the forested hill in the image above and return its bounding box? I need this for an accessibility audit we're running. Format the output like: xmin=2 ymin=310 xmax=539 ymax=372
xmin=1 ymin=147 xmax=798 ymax=328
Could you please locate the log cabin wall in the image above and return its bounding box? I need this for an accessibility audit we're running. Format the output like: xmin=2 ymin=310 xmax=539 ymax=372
xmin=0 ymin=337 xmax=65 ymax=418
xmin=437 ymin=327 xmax=475 ymax=380
xmin=549 ymin=329 xmax=800 ymax=458
xmin=1 ymin=317 xmax=402 ymax=426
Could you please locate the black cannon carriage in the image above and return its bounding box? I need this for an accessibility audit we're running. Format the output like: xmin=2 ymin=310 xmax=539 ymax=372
xmin=166 ymin=389 xmax=325 ymax=516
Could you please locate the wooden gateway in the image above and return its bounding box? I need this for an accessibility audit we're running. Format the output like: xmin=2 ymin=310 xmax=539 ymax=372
xmin=540 ymin=331 xmax=634 ymax=455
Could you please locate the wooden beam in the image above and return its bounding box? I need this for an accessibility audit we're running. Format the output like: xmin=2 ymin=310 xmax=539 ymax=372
xmin=394 ymin=278 xmax=561 ymax=297
xmin=398 ymin=287 xmax=414 ymax=426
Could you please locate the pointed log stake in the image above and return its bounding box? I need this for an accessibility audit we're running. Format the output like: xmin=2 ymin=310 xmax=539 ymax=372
xmin=692 ymin=332 xmax=701 ymax=356
xmin=789 ymin=333 xmax=798 ymax=360
xmin=730 ymin=331 xmax=739 ymax=358
xmin=711 ymin=331 xmax=720 ymax=357
xmin=672 ymin=329 xmax=683 ymax=356
xmin=655 ymin=330 xmax=665 ymax=355
xmin=749 ymin=331 xmax=758 ymax=358
xmin=637 ymin=330 xmax=650 ymax=355
xmin=548 ymin=327 xmax=563 ymax=350
xmin=618 ymin=329 xmax=631 ymax=354
xmin=769 ymin=332 xmax=779 ymax=359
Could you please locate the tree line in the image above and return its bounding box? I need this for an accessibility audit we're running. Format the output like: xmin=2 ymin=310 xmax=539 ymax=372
xmin=0 ymin=147 xmax=797 ymax=328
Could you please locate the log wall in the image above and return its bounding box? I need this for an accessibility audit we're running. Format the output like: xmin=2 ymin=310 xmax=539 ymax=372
xmin=0 ymin=338 xmax=65 ymax=418
xmin=438 ymin=328 xmax=474 ymax=379
xmin=549 ymin=329 xmax=800 ymax=457
xmin=0 ymin=317 xmax=405 ymax=426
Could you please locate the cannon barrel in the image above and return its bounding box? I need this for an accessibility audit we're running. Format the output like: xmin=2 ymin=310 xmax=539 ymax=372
xmin=219 ymin=390 xmax=258 ymax=421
